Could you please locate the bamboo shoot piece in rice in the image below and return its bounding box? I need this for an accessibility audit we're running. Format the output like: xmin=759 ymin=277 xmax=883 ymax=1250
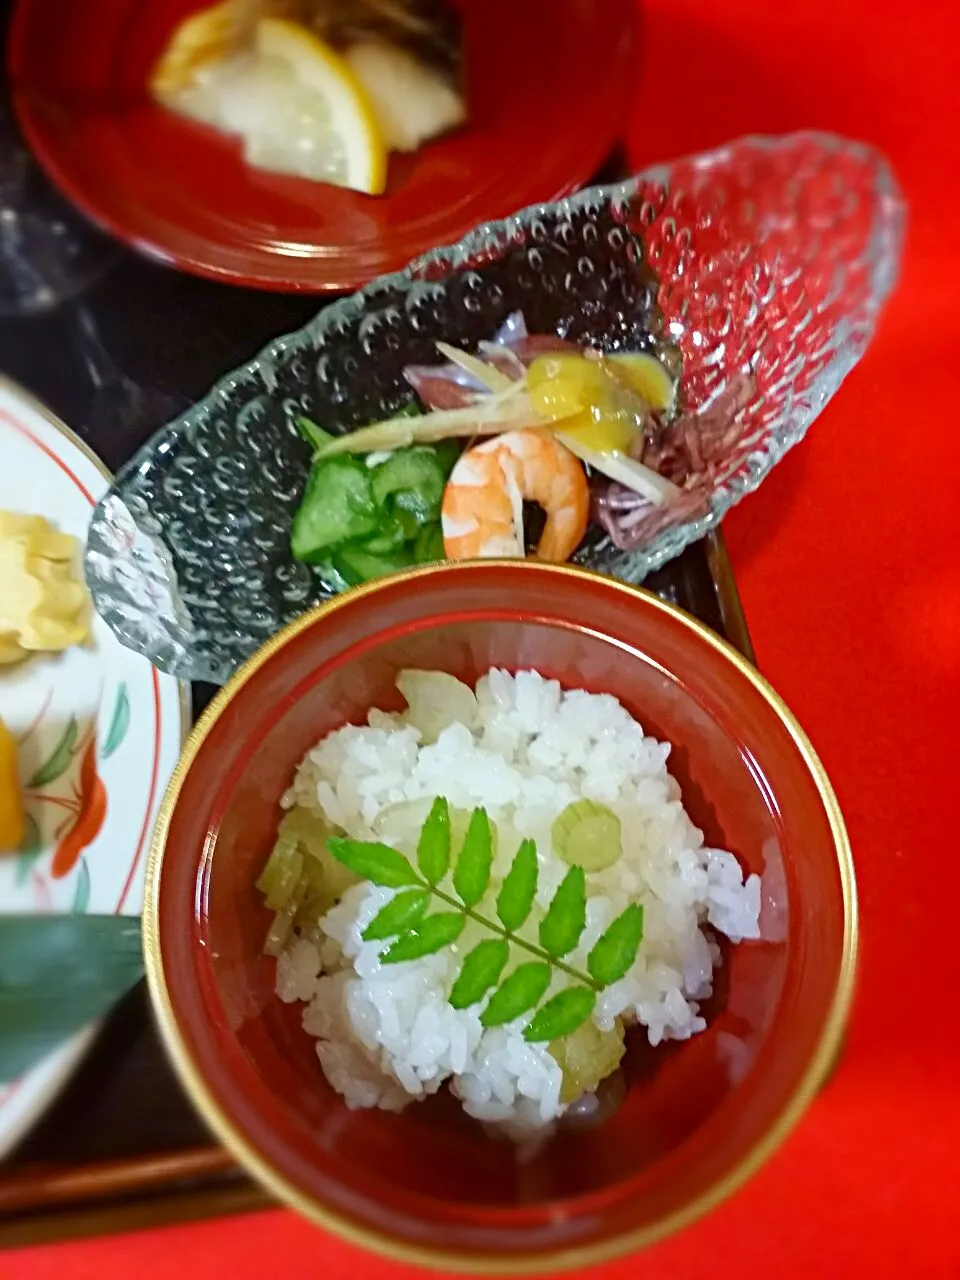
xmin=374 ymin=798 xmax=493 ymax=863
xmin=257 ymin=806 xmax=360 ymax=954
xmin=372 ymin=798 xmax=492 ymax=870
xmin=549 ymin=1016 xmax=627 ymax=1106
xmin=395 ymin=668 xmax=478 ymax=741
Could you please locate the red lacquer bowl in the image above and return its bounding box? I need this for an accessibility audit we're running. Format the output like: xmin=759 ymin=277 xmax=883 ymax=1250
xmin=8 ymin=0 xmax=636 ymax=292
xmin=144 ymin=561 xmax=857 ymax=1272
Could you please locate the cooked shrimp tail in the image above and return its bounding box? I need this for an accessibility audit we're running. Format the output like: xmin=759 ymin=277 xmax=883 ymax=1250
xmin=441 ymin=430 xmax=589 ymax=563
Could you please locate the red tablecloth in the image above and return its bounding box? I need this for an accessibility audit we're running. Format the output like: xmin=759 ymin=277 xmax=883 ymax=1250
xmin=7 ymin=0 xmax=959 ymax=1274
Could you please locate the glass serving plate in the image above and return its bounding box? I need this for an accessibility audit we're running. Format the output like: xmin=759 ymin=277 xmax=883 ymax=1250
xmin=85 ymin=132 xmax=904 ymax=685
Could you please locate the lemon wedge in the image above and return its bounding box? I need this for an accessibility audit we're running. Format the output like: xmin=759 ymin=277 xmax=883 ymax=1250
xmin=152 ymin=11 xmax=387 ymax=196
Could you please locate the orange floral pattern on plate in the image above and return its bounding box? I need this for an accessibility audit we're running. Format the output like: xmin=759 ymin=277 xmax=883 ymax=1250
xmin=15 ymin=681 xmax=127 ymax=910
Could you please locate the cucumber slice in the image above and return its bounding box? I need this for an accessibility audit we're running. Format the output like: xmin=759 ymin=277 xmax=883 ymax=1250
xmin=291 ymin=457 xmax=379 ymax=563
xmin=371 ymin=447 xmax=447 ymax=513
xmin=361 ymin=513 xmax=408 ymax=555
xmin=413 ymin=523 xmax=446 ymax=564
xmin=333 ymin=543 xmax=415 ymax=586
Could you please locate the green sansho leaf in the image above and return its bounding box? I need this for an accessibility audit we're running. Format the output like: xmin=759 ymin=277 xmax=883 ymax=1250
xmin=480 ymin=962 xmax=551 ymax=1028
xmin=324 ymin=806 xmax=643 ymax=1028
xmin=362 ymin=889 xmax=430 ymax=941
xmin=496 ymin=838 xmax=538 ymax=932
xmin=380 ymin=912 xmax=464 ymax=964
xmin=449 ymin=938 xmax=510 ymax=1010
xmin=417 ymin=797 xmax=451 ymax=885
xmin=327 ymin=838 xmax=421 ymax=889
xmin=587 ymin=904 xmax=644 ymax=987
xmin=452 ymin=808 xmax=493 ymax=908
xmin=27 ymin=717 xmax=78 ymax=788
xmin=523 ymin=985 xmax=596 ymax=1042
xmin=538 ymin=865 xmax=587 ymax=959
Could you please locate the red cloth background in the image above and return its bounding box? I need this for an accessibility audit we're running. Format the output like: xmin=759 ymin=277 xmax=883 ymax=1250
xmin=7 ymin=0 xmax=960 ymax=1273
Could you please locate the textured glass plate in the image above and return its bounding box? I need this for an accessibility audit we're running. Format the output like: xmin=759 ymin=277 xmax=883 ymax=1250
xmin=86 ymin=132 xmax=904 ymax=685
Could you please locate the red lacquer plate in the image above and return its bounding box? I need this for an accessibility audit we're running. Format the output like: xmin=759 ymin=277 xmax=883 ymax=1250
xmin=8 ymin=0 xmax=636 ymax=293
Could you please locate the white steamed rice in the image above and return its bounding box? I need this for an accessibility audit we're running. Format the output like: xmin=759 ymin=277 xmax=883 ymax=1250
xmin=274 ymin=668 xmax=761 ymax=1129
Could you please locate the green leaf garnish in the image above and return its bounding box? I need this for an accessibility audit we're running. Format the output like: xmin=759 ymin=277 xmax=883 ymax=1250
xmin=538 ymin=865 xmax=587 ymax=959
xmin=417 ymin=797 xmax=451 ymax=885
xmin=362 ymin=889 xmax=430 ymax=941
xmin=313 ymin=801 xmax=647 ymax=1050
xmin=496 ymin=838 xmax=538 ymax=932
xmin=587 ymin=904 xmax=644 ymax=986
xmin=481 ymin=962 xmax=552 ymax=1028
xmin=523 ymin=985 xmax=596 ymax=1042
xmin=327 ymin=837 xmax=421 ymax=888
xmin=381 ymin=912 xmax=465 ymax=963
xmin=452 ymin=808 xmax=493 ymax=908
xmin=449 ymin=938 xmax=510 ymax=1009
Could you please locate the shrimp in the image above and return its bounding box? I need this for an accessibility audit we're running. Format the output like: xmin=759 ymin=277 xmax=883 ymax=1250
xmin=441 ymin=430 xmax=589 ymax=562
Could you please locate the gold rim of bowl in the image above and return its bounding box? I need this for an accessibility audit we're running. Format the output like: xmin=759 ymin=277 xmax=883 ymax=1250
xmin=143 ymin=559 xmax=858 ymax=1275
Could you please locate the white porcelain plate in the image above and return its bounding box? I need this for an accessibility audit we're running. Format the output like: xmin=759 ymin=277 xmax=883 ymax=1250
xmin=0 ymin=378 xmax=187 ymax=1160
